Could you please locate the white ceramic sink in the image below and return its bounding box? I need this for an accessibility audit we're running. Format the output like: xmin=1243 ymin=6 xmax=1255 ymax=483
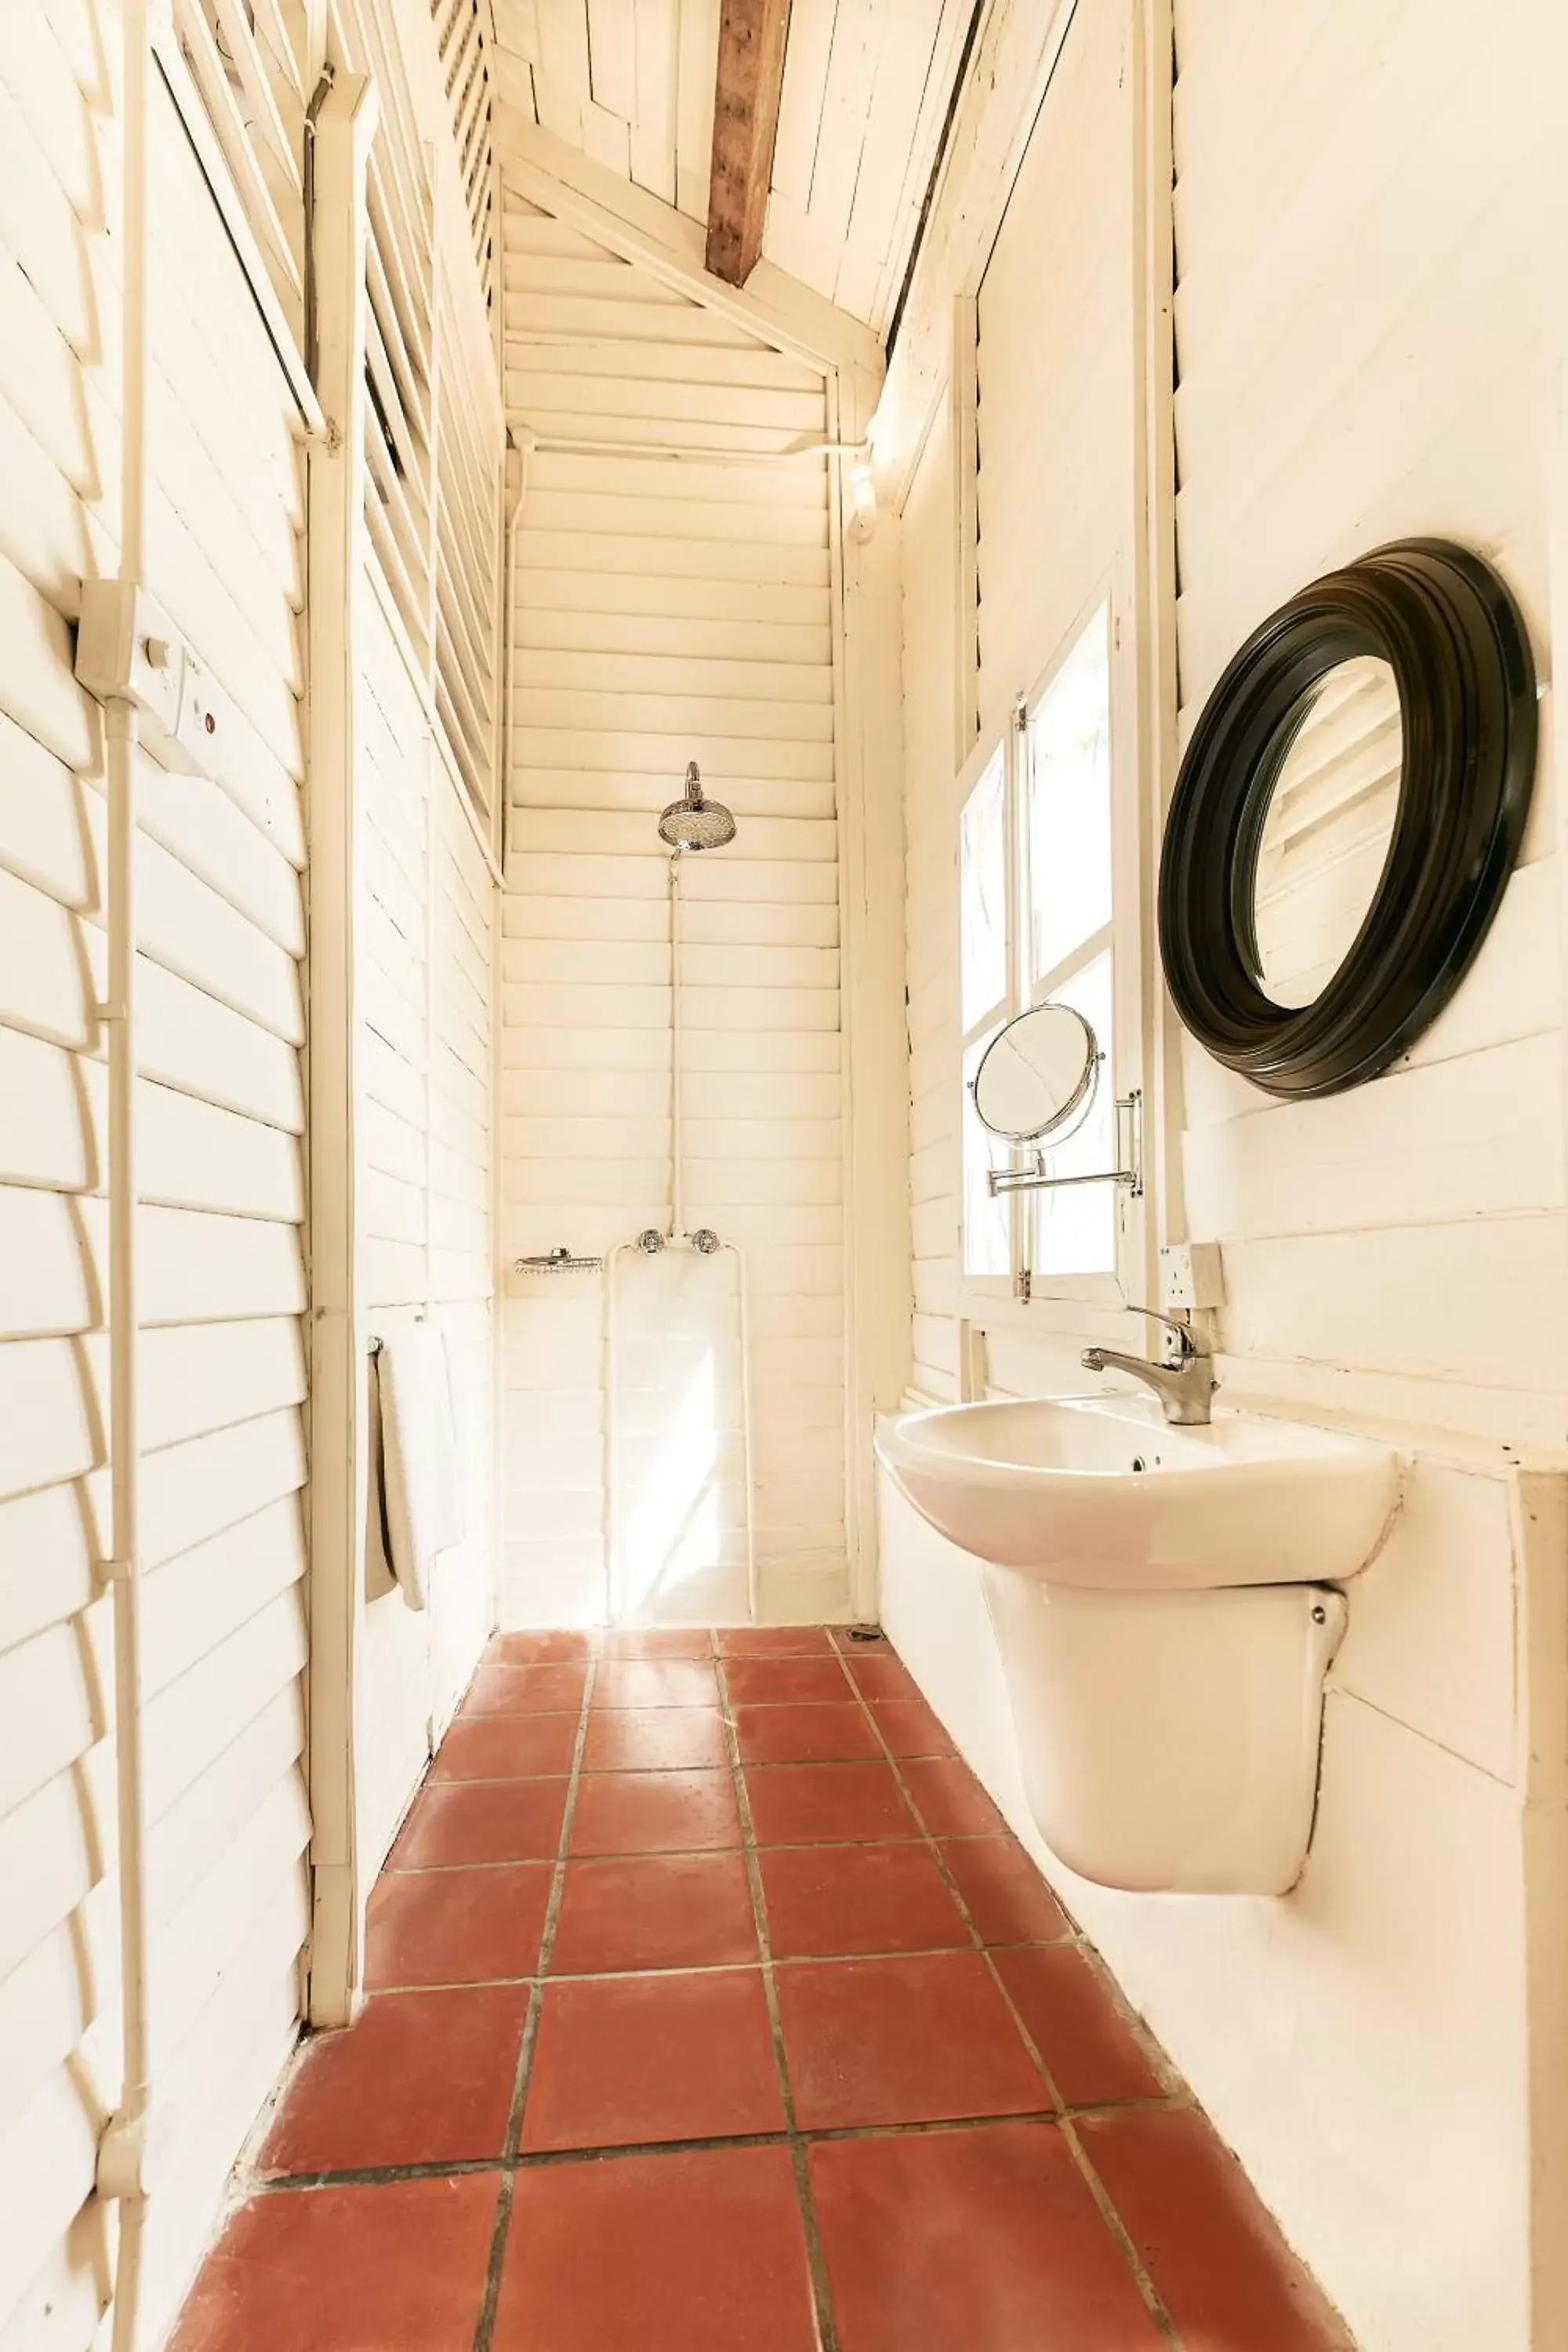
xmin=877 ymin=1392 xmax=1401 ymax=1591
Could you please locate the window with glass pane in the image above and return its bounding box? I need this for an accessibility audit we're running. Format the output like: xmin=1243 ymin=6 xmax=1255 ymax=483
xmin=960 ymin=746 xmax=1007 ymax=1033
xmin=1028 ymin=612 xmax=1112 ymax=982
xmin=962 ymin=1033 xmax=1011 ymax=1278
xmin=1024 ymin=604 xmax=1116 ymax=1280
xmin=956 ymin=601 xmax=1122 ymax=1299
xmin=1031 ymin=951 xmax=1116 ymax=1275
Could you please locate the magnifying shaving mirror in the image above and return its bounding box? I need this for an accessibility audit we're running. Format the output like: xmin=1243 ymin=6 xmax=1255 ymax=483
xmin=971 ymin=1003 xmax=1142 ymax=1197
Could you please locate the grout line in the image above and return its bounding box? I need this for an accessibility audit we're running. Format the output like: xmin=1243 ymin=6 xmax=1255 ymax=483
xmin=470 ymin=1646 xmax=597 ymax=2351
xmin=251 ymin=2092 xmax=1185 ymax=2196
xmin=401 ymin=1762 xmax=1010 ymax=1802
xmin=358 ymin=1921 xmax=1111 ymax=1997
xmin=713 ymin=1636 xmax=842 ymax=2352
xmin=837 ymin=1650 xmax=1189 ymax=2351
xmin=381 ymin=1822 xmax=1006 ymax=1877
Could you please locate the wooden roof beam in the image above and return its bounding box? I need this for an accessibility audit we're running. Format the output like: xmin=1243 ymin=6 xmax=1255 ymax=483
xmin=706 ymin=0 xmax=791 ymax=288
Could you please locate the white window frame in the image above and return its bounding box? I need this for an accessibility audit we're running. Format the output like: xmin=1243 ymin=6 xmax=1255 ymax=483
xmin=956 ymin=566 xmax=1147 ymax=1328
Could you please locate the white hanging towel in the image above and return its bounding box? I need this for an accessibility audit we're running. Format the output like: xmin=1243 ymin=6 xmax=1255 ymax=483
xmin=375 ymin=1324 xmax=466 ymax=1610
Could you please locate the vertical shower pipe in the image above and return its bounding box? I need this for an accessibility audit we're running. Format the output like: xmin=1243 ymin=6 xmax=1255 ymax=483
xmin=667 ymin=846 xmax=685 ymax=1242
xmin=98 ymin=0 xmax=154 ymax=2342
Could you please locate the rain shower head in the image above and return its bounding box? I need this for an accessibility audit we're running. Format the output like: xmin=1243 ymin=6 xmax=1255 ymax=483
xmin=658 ymin=761 xmax=736 ymax=852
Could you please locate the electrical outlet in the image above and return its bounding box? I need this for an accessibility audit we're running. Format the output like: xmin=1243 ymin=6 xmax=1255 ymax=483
xmin=75 ymin=581 xmax=184 ymax=741
xmin=1159 ymin=1240 xmax=1225 ymax=1312
xmin=74 ymin=582 xmax=224 ymax=779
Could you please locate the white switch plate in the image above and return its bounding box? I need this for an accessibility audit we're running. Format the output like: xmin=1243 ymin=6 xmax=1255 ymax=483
xmin=1160 ymin=1241 xmax=1225 ymax=1311
xmin=74 ymin=581 xmax=231 ymax=782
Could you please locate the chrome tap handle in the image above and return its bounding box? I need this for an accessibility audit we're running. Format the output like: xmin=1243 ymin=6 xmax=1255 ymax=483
xmin=1123 ymin=1304 xmax=1210 ymax=1360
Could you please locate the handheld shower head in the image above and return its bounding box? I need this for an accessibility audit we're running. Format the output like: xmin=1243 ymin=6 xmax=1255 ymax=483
xmin=658 ymin=760 xmax=736 ymax=852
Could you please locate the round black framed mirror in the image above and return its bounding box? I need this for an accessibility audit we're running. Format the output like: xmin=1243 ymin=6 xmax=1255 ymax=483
xmin=1158 ymin=539 xmax=1537 ymax=1098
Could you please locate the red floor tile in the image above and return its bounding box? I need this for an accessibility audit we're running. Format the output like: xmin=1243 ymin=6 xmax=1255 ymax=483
xmin=592 ymin=1657 xmax=721 ymax=1710
xmin=811 ymin=2121 xmax=1167 ymax=2352
xmin=843 ymin=1652 xmax=922 ymax=1703
xmin=431 ymin=1713 xmax=578 ymax=1780
xmin=744 ymin=1761 xmax=920 ymax=1846
xmin=775 ymin=1952 xmax=1049 ymax=2130
xmin=733 ymin=1701 xmax=884 ymax=1765
xmin=723 ymin=1655 xmax=855 ymax=1704
xmin=169 ymin=1625 xmax=1342 ymax=2352
xmin=367 ymin=1862 xmax=551 ymax=1989
xmin=495 ymin=2145 xmax=818 ymax=2351
xmin=465 ymin=1661 xmax=588 ymax=1715
xmin=169 ymin=2176 xmax=499 ymax=2351
xmin=994 ymin=1947 xmax=1164 ymax=2107
xmin=867 ymin=1697 xmax=956 ymax=1757
xmin=601 ymin=1628 xmax=714 ymax=1658
xmin=570 ymin=1767 xmax=742 ymax=1857
xmin=550 ymin=1852 xmax=759 ymax=1975
xmin=899 ymin=1755 xmax=1007 ymax=1837
xmin=1081 ymin=2107 xmax=1352 ymax=2349
xmin=522 ymin=1969 xmax=784 ymax=2151
xmin=259 ymin=1985 xmax=529 ymax=2174
xmin=759 ymin=1841 xmax=971 ymax=1960
xmin=717 ymin=1626 xmax=835 ymax=1656
xmin=582 ymin=1704 xmax=730 ymax=1772
xmin=492 ymin=1631 xmax=595 ymax=1664
xmin=940 ymin=1838 xmax=1073 ymax=1945
xmin=390 ymin=1777 xmax=568 ymax=1867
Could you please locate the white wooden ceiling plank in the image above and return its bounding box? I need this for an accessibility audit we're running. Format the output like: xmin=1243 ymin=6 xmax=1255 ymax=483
xmin=802 ymin=0 xmax=883 ymax=239
xmin=580 ymin=93 xmax=633 ymax=175
xmin=761 ymin=190 xmax=845 ymax=305
xmin=532 ymin=67 xmax=585 ymax=142
xmin=673 ymin=0 xmax=720 ymax=220
xmin=493 ymin=0 xmax=543 ymax=60
xmin=537 ymin=0 xmax=593 ymax=93
xmin=630 ymin=0 xmax=679 ymax=204
xmin=509 ymin=365 xmax=823 ymax=428
xmin=492 ymin=42 xmax=541 ymax=121
xmin=586 ymin=0 xmax=640 ymax=122
xmin=770 ymin=0 xmax=837 ymax=210
xmin=831 ymin=0 xmax=958 ymax=328
xmin=524 ymin=445 xmax=828 ymax=499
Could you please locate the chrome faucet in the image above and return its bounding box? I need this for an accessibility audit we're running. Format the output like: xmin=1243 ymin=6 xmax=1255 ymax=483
xmin=1081 ymin=1307 xmax=1216 ymax=1427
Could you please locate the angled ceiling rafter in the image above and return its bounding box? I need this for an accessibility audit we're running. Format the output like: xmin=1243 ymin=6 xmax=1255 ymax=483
xmin=495 ymin=102 xmax=884 ymax=387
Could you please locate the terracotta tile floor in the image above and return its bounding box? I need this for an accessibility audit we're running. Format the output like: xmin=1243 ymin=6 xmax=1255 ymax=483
xmin=172 ymin=1625 xmax=1355 ymax=2352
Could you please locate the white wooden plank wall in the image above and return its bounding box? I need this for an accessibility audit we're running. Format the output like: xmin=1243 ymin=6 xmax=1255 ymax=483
xmin=0 ymin=20 xmax=311 ymax=2346
xmin=899 ymin=0 xmax=1135 ymax=1406
xmin=899 ymin=401 xmax=962 ymax=1404
xmin=500 ymin=183 xmax=848 ymax=1624
xmin=897 ymin=0 xmax=1564 ymax=1447
xmin=882 ymin=10 xmax=1563 ymax=2346
xmin=898 ymin=0 xmax=1559 ymax=1442
xmin=358 ymin=572 xmax=496 ymax=1877
xmin=974 ymin=0 xmax=1132 ymax=742
xmin=1171 ymin=0 xmax=1561 ymax=1446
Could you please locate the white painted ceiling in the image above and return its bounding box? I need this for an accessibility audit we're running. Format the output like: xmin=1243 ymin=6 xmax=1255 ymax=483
xmin=489 ymin=0 xmax=973 ymax=336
